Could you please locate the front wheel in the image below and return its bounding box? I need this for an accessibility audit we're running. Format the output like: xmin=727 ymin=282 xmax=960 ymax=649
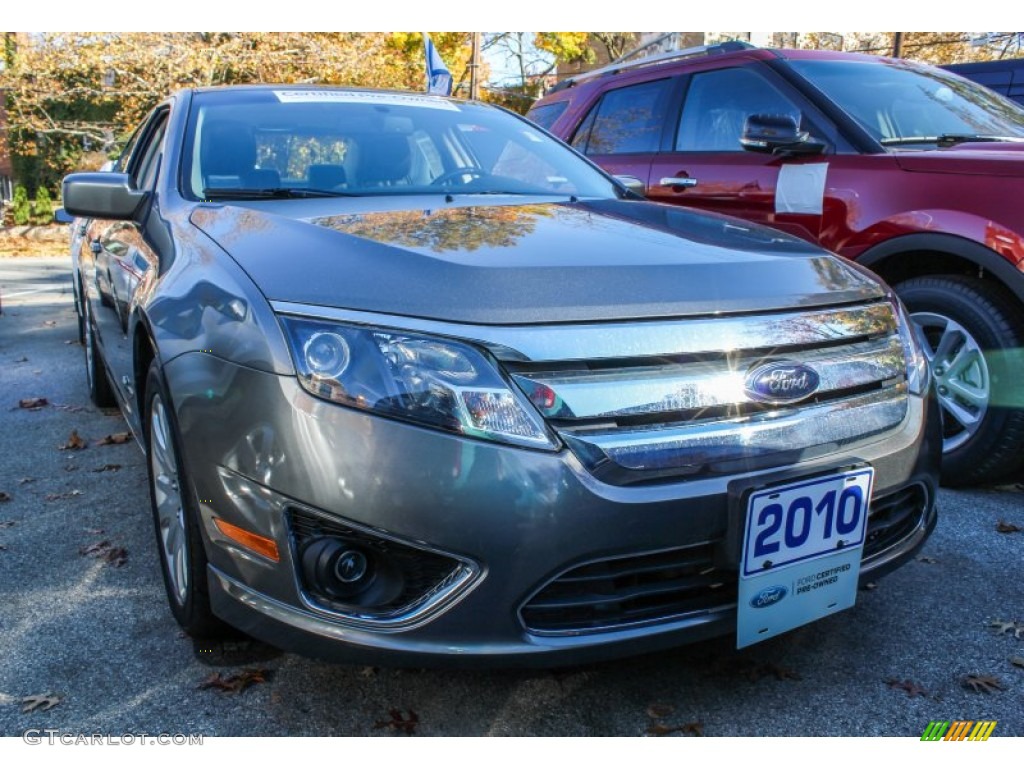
xmin=895 ymin=275 xmax=1024 ymax=486
xmin=145 ymin=360 xmax=227 ymax=638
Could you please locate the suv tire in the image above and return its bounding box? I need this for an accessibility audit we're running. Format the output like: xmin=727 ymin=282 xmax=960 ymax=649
xmin=895 ymin=275 xmax=1024 ymax=486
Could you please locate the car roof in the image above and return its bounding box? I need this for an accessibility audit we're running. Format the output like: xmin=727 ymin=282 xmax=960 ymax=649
xmin=183 ymin=83 xmax=473 ymax=108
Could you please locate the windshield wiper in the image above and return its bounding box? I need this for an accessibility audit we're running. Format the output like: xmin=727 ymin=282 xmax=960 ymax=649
xmin=881 ymin=134 xmax=1024 ymax=147
xmin=201 ymin=187 xmax=360 ymax=200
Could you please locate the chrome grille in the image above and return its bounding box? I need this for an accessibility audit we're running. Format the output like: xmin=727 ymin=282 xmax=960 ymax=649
xmin=508 ymin=301 xmax=909 ymax=483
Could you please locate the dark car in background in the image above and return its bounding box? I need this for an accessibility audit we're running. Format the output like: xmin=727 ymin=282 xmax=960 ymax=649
xmin=533 ymin=42 xmax=1024 ymax=486
xmin=944 ymin=58 xmax=1024 ymax=106
xmin=60 ymin=85 xmax=937 ymax=666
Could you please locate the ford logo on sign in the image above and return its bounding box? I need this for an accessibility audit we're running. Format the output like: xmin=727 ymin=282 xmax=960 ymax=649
xmin=744 ymin=361 xmax=820 ymax=405
xmin=750 ymin=585 xmax=788 ymax=609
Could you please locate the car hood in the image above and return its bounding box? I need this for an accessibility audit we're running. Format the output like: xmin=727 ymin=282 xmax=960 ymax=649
xmin=191 ymin=197 xmax=883 ymax=325
xmin=895 ymin=141 xmax=1024 ymax=177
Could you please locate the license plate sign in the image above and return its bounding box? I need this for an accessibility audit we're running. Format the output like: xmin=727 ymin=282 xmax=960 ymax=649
xmin=737 ymin=468 xmax=873 ymax=648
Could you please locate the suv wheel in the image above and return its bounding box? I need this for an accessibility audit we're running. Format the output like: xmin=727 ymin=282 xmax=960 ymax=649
xmin=145 ymin=360 xmax=227 ymax=638
xmin=895 ymin=275 xmax=1024 ymax=486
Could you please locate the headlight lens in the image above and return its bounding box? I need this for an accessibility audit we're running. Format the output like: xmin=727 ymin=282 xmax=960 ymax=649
xmin=889 ymin=294 xmax=929 ymax=396
xmin=280 ymin=316 xmax=557 ymax=450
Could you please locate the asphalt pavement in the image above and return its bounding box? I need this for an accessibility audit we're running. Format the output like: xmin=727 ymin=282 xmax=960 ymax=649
xmin=0 ymin=256 xmax=1021 ymax=738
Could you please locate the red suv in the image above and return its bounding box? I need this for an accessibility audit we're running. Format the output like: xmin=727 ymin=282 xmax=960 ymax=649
xmin=532 ymin=42 xmax=1024 ymax=486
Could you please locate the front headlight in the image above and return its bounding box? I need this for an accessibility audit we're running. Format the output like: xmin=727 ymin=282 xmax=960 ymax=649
xmin=279 ymin=316 xmax=558 ymax=450
xmin=889 ymin=294 xmax=929 ymax=396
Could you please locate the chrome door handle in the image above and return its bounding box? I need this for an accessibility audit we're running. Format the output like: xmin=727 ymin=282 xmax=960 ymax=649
xmin=660 ymin=177 xmax=698 ymax=188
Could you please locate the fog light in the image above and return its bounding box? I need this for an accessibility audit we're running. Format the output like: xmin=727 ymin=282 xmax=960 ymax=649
xmin=300 ymin=537 xmax=404 ymax=607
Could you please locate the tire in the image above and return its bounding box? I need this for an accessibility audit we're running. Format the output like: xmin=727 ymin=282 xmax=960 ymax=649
xmin=144 ymin=359 xmax=228 ymax=638
xmin=74 ymin=275 xmax=85 ymax=344
xmin=895 ymin=275 xmax=1024 ymax=486
xmin=82 ymin=294 xmax=116 ymax=408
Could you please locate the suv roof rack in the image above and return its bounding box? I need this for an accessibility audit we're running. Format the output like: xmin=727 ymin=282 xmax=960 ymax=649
xmin=548 ymin=39 xmax=757 ymax=94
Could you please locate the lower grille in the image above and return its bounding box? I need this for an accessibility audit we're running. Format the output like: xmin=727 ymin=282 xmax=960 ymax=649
xmin=520 ymin=543 xmax=736 ymax=635
xmin=522 ymin=483 xmax=929 ymax=636
xmin=289 ymin=508 xmax=467 ymax=618
xmin=865 ymin=484 xmax=928 ymax=559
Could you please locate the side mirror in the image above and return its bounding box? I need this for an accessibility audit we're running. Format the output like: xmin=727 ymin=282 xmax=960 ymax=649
xmin=740 ymin=114 xmax=825 ymax=156
xmin=614 ymin=175 xmax=646 ymax=197
xmin=53 ymin=208 xmax=74 ymax=224
xmin=62 ymin=172 xmax=147 ymax=220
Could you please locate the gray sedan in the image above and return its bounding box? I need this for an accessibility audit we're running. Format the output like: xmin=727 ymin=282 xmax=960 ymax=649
xmin=61 ymin=85 xmax=939 ymax=666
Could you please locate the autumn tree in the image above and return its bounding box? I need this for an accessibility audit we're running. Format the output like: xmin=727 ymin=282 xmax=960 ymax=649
xmin=0 ymin=32 xmax=472 ymax=193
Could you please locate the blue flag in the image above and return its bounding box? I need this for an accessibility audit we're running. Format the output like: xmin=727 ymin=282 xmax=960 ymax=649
xmin=424 ymin=34 xmax=453 ymax=96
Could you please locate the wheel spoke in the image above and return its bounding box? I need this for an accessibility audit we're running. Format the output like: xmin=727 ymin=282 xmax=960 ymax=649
xmin=946 ymin=377 xmax=987 ymax=408
xmin=932 ymin=326 xmax=963 ymax=368
xmin=939 ymin=392 xmax=982 ymax=431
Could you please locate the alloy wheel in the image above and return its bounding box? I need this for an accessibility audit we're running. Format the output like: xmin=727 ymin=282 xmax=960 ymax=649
xmin=150 ymin=394 xmax=190 ymax=606
xmin=911 ymin=311 xmax=990 ymax=453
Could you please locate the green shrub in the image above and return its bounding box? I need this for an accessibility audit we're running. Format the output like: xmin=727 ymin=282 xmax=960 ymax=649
xmin=11 ymin=185 xmax=31 ymax=226
xmin=31 ymin=187 xmax=53 ymax=225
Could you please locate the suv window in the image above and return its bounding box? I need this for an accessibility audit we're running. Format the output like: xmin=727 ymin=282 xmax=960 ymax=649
xmin=526 ymin=101 xmax=569 ymax=130
xmin=676 ymin=68 xmax=803 ymax=152
xmin=134 ymin=113 xmax=169 ymax=191
xmin=574 ymin=79 xmax=673 ymax=155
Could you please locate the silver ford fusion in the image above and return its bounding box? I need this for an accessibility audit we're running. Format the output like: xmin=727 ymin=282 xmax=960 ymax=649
xmin=62 ymin=85 xmax=940 ymax=666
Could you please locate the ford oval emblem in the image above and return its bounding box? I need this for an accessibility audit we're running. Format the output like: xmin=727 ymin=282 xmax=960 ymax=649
xmin=744 ymin=361 xmax=820 ymax=405
xmin=750 ymin=585 xmax=788 ymax=609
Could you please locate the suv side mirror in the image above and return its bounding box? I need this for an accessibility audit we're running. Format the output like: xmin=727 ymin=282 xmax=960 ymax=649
xmin=740 ymin=114 xmax=825 ymax=156
xmin=62 ymin=172 xmax=147 ymax=220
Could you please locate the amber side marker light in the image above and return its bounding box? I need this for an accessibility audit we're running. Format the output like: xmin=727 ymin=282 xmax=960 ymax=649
xmin=213 ymin=518 xmax=280 ymax=562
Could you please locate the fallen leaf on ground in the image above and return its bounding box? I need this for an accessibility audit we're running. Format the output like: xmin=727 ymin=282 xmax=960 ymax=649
xmin=102 ymin=547 xmax=128 ymax=567
xmin=990 ymin=619 xmax=1024 ymax=639
xmin=52 ymin=403 xmax=89 ymax=413
xmin=884 ymin=678 xmax=928 ymax=697
xmin=18 ymin=397 xmax=49 ymax=409
xmin=43 ymin=320 xmax=56 ymax=327
xmin=646 ymin=703 xmax=675 ymax=719
xmin=95 ymin=432 xmax=132 ymax=446
xmin=17 ymin=478 xmax=34 ymax=485
xmin=198 ymin=668 xmax=272 ymax=694
xmin=21 ymin=694 xmax=62 ymax=712
xmin=374 ymin=708 xmax=419 ymax=735
xmin=862 ymin=582 xmax=878 ymax=591
xmin=84 ymin=528 xmax=104 ymax=535
xmin=961 ymin=675 xmax=1004 ymax=694
xmin=0 ymin=492 xmax=10 ymax=503
xmin=91 ymin=464 xmax=122 ymax=473
xmin=59 ymin=430 xmax=86 ymax=450
xmin=916 ymin=555 xmax=938 ymax=564
xmin=0 ymin=545 xmax=7 ymax=551
xmin=359 ymin=666 xmax=378 ymax=679
xmin=14 ymin=357 xmax=28 ymax=363
xmin=0 ymin=521 xmax=15 ymax=529
xmin=647 ymin=720 xmax=704 ymax=737
xmin=45 ymin=490 xmax=83 ymax=501
xmin=1010 ymin=656 xmax=1024 ymax=669
xmin=996 ymin=520 xmax=1022 ymax=534
xmin=738 ymin=661 xmax=801 ymax=682
xmin=78 ymin=539 xmax=127 ymax=566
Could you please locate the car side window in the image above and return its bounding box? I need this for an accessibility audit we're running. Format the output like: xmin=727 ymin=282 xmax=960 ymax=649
xmin=133 ymin=115 xmax=169 ymax=192
xmin=573 ymin=79 xmax=673 ymax=155
xmin=675 ymin=68 xmax=806 ymax=152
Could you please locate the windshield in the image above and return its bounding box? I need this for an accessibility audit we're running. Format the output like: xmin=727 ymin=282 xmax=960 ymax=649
xmin=789 ymin=59 xmax=1024 ymax=147
xmin=182 ymin=89 xmax=618 ymax=200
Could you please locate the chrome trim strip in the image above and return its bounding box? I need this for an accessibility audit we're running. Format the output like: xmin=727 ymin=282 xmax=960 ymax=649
xmin=562 ymin=385 xmax=909 ymax=473
xmin=271 ymin=301 xmax=898 ymax=363
xmin=514 ymin=336 xmax=906 ymax=419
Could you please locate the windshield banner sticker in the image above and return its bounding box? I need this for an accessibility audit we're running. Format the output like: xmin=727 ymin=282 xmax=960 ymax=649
xmin=272 ymin=90 xmax=460 ymax=111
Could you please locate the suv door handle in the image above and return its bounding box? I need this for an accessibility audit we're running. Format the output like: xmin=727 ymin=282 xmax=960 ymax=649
xmin=660 ymin=177 xmax=698 ymax=188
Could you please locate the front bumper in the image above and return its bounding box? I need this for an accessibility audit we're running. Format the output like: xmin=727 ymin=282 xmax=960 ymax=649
xmin=165 ymin=353 xmax=940 ymax=668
